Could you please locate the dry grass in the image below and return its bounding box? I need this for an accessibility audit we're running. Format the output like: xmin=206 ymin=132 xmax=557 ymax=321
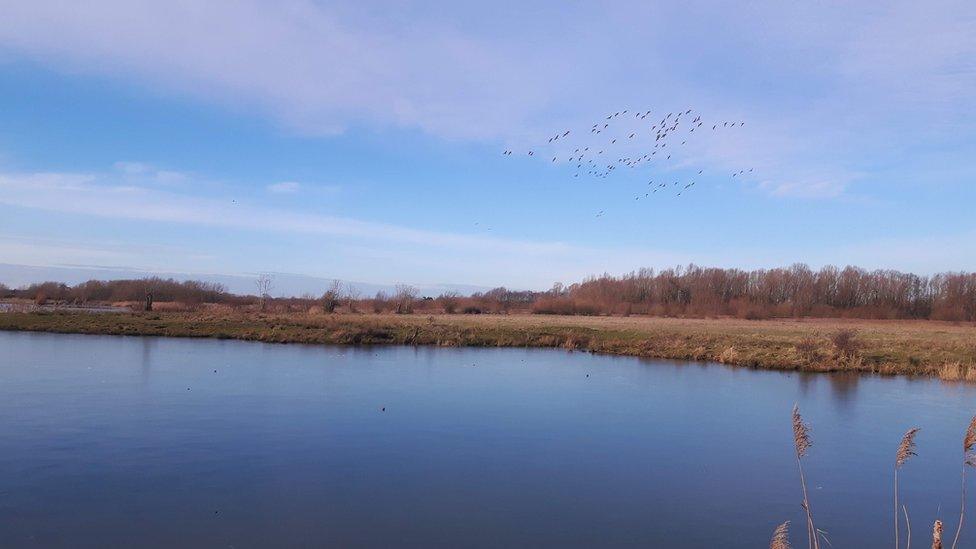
xmin=896 ymin=427 xmax=921 ymax=549
xmin=940 ymin=362 xmax=976 ymax=382
xmin=773 ymin=413 xmax=974 ymax=549
xmin=951 ymin=416 xmax=976 ymax=549
xmin=769 ymin=521 xmax=791 ymax=549
xmin=966 ymin=417 xmax=976 ymax=460
xmin=0 ymin=311 xmax=974 ymax=378
xmin=792 ymin=405 xmax=818 ymax=549
xmin=897 ymin=428 xmax=921 ymax=469
xmin=792 ymin=406 xmax=813 ymax=459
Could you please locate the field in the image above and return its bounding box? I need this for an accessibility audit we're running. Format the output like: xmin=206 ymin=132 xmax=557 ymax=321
xmin=2 ymin=310 xmax=975 ymax=380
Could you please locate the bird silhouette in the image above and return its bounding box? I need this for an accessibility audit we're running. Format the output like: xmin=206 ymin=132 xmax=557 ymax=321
xmin=503 ymin=107 xmax=747 ymax=208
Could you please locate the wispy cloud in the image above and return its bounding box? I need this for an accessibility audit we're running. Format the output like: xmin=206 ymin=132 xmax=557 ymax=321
xmin=0 ymin=164 xmax=708 ymax=287
xmin=0 ymin=0 xmax=566 ymax=140
xmin=266 ymin=181 xmax=301 ymax=194
xmin=112 ymin=160 xmax=188 ymax=184
xmin=758 ymin=178 xmax=848 ymax=199
xmin=113 ymin=161 xmax=152 ymax=175
xmin=0 ymin=167 xmax=576 ymax=255
xmin=1 ymin=1 xmax=975 ymax=224
xmin=2 ymin=163 xmax=973 ymax=286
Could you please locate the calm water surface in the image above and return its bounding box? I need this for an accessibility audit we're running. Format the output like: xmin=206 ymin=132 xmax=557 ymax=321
xmin=1 ymin=331 xmax=975 ymax=548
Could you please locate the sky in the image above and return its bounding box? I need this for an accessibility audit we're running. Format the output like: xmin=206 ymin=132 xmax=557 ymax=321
xmin=1 ymin=1 xmax=975 ymax=293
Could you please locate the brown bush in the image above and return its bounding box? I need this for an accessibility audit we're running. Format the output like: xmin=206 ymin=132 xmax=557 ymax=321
xmin=795 ymin=337 xmax=822 ymax=363
xmin=438 ymin=291 xmax=460 ymax=314
xmin=393 ymin=285 xmax=418 ymax=314
xmin=320 ymin=280 xmax=342 ymax=313
xmin=831 ymin=329 xmax=861 ymax=359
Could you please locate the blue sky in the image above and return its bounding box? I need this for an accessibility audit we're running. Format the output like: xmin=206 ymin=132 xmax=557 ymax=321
xmin=1 ymin=1 xmax=975 ymax=291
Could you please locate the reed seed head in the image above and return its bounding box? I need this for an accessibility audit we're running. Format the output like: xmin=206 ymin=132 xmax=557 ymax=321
xmin=896 ymin=427 xmax=920 ymax=468
xmin=792 ymin=404 xmax=812 ymax=459
xmin=769 ymin=520 xmax=791 ymax=549
xmin=932 ymin=519 xmax=943 ymax=549
xmin=965 ymin=416 xmax=976 ymax=467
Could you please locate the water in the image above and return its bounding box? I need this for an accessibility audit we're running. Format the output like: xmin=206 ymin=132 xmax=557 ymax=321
xmin=1 ymin=331 xmax=974 ymax=548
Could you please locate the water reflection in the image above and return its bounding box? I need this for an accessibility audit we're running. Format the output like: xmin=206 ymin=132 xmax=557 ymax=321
xmin=825 ymin=371 xmax=860 ymax=409
xmin=140 ymin=336 xmax=156 ymax=383
xmin=0 ymin=331 xmax=974 ymax=549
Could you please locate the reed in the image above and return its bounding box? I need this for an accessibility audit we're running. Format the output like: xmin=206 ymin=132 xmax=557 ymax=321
xmin=770 ymin=520 xmax=791 ymax=549
xmin=896 ymin=428 xmax=921 ymax=549
xmin=766 ymin=414 xmax=976 ymax=548
xmin=792 ymin=404 xmax=819 ymax=549
xmin=904 ymin=505 xmax=912 ymax=549
xmin=951 ymin=416 xmax=976 ymax=549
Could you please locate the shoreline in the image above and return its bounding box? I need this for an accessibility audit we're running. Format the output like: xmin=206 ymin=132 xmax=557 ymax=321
xmin=2 ymin=311 xmax=975 ymax=380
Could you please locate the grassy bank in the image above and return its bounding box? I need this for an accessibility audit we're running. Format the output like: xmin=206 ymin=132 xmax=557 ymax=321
xmin=2 ymin=311 xmax=975 ymax=379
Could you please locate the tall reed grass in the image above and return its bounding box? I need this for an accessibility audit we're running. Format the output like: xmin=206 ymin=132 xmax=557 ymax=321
xmin=771 ymin=411 xmax=976 ymax=549
xmin=792 ymin=405 xmax=820 ymax=549
xmin=896 ymin=428 xmax=921 ymax=549
xmin=951 ymin=416 xmax=976 ymax=549
xmin=770 ymin=520 xmax=791 ymax=549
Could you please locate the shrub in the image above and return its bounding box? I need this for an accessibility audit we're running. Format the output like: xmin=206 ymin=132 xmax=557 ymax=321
xmin=393 ymin=285 xmax=418 ymax=314
xmin=438 ymin=291 xmax=460 ymax=314
xmin=320 ymin=280 xmax=342 ymax=313
xmin=795 ymin=337 xmax=822 ymax=363
xmin=831 ymin=329 xmax=861 ymax=359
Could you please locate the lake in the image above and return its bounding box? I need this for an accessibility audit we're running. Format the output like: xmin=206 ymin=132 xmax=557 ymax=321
xmin=1 ymin=331 xmax=974 ymax=547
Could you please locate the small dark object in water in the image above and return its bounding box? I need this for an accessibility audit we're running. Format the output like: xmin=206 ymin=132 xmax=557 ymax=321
xmin=381 ymin=407 xmax=385 ymax=412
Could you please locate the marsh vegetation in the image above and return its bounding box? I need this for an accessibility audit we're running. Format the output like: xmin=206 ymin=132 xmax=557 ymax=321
xmin=1 ymin=311 xmax=974 ymax=380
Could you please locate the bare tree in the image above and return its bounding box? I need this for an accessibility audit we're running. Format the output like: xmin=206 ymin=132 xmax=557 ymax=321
xmin=321 ymin=279 xmax=342 ymax=313
xmin=393 ymin=285 xmax=419 ymax=314
xmin=371 ymin=291 xmax=388 ymax=313
xmin=256 ymin=273 xmax=274 ymax=312
xmin=438 ymin=291 xmax=460 ymax=314
xmin=344 ymin=284 xmax=362 ymax=313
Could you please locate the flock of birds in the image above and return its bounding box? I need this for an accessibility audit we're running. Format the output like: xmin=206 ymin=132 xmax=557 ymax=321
xmin=501 ymin=107 xmax=755 ymax=218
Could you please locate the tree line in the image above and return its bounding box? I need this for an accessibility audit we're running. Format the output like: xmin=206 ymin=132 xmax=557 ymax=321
xmin=534 ymin=265 xmax=976 ymax=320
xmin=1 ymin=278 xmax=234 ymax=306
xmin=2 ymin=265 xmax=974 ymax=321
